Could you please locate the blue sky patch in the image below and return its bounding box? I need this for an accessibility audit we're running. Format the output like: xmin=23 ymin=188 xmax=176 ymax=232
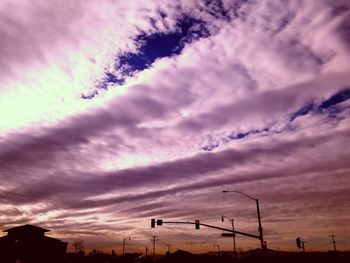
xmin=202 ymin=88 xmax=350 ymax=152
xmin=81 ymin=90 xmax=99 ymax=100
xmin=228 ymin=128 xmax=269 ymax=141
xmin=116 ymin=16 xmax=210 ymax=74
xmin=201 ymin=128 xmax=269 ymax=152
xmin=97 ymin=72 xmax=125 ymax=90
xmin=290 ymin=101 xmax=315 ymax=121
xmin=290 ymin=88 xmax=350 ymax=120
xmin=318 ymin=88 xmax=350 ymax=111
xmin=201 ymin=141 xmax=219 ymax=152
xmin=82 ymin=15 xmax=211 ymax=99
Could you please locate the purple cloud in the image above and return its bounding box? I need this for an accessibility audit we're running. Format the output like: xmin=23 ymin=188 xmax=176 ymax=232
xmin=0 ymin=0 xmax=350 ymax=253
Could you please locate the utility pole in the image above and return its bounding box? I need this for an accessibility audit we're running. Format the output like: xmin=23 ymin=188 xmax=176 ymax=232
xmin=122 ymin=236 xmax=131 ymax=255
xmin=329 ymin=235 xmax=337 ymax=252
xmin=151 ymin=235 xmax=158 ymax=259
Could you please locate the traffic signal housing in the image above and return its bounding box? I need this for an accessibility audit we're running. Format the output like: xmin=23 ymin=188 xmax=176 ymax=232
xmin=151 ymin=219 xmax=155 ymax=228
xmin=261 ymin=240 xmax=267 ymax=250
xmin=195 ymin=220 xmax=200 ymax=229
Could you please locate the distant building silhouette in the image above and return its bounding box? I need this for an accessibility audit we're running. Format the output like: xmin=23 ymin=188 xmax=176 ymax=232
xmin=0 ymin=224 xmax=67 ymax=263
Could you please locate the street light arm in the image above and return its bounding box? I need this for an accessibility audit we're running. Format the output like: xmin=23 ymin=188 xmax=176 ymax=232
xmin=222 ymin=215 xmax=234 ymax=225
xmin=222 ymin=189 xmax=265 ymax=250
xmin=223 ymin=190 xmax=257 ymax=201
xmin=221 ymin=215 xmax=229 ymax=222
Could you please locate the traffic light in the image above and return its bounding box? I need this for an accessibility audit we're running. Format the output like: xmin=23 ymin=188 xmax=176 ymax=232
xmin=195 ymin=220 xmax=200 ymax=229
xmin=261 ymin=240 xmax=267 ymax=249
xmin=157 ymin=219 xmax=163 ymax=226
xmin=151 ymin=219 xmax=155 ymax=228
xmin=296 ymin=237 xmax=301 ymax=248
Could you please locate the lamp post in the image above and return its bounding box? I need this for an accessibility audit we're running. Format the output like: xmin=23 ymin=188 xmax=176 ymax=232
xmin=222 ymin=215 xmax=237 ymax=256
xmin=222 ymin=190 xmax=265 ymax=250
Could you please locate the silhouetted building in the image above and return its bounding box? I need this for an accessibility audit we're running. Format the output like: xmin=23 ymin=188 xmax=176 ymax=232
xmin=0 ymin=224 xmax=67 ymax=263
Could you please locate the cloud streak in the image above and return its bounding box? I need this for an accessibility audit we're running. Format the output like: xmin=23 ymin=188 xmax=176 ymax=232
xmin=0 ymin=0 xmax=350 ymax=253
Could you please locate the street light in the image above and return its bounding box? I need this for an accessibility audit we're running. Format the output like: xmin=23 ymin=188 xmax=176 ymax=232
xmin=221 ymin=215 xmax=237 ymax=256
xmin=222 ymin=190 xmax=265 ymax=250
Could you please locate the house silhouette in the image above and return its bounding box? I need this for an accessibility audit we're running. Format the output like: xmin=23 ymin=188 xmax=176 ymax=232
xmin=0 ymin=224 xmax=67 ymax=263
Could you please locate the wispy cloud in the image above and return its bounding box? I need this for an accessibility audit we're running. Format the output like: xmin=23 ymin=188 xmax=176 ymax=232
xmin=0 ymin=0 xmax=350 ymax=252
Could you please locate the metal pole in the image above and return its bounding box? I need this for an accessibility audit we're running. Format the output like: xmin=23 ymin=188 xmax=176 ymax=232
xmin=153 ymin=237 xmax=155 ymax=258
xmin=329 ymin=235 xmax=337 ymax=252
xmin=122 ymin=238 xmax=126 ymax=255
xmin=222 ymin=215 xmax=237 ymax=255
xmin=256 ymin=199 xmax=264 ymax=249
xmin=231 ymin=219 xmax=237 ymax=256
xmin=223 ymin=190 xmax=265 ymax=250
xmin=151 ymin=236 xmax=158 ymax=259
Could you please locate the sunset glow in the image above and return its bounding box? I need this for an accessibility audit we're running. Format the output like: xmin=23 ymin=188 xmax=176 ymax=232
xmin=1 ymin=0 xmax=350 ymax=254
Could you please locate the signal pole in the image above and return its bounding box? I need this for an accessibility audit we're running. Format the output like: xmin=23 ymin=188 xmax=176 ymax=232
xmin=222 ymin=215 xmax=237 ymax=257
xmin=329 ymin=235 xmax=337 ymax=252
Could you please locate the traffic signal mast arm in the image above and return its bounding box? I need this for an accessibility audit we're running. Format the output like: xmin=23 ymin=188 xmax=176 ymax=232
xmin=200 ymin=222 xmax=260 ymax=239
xmin=152 ymin=219 xmax=260 ymax=240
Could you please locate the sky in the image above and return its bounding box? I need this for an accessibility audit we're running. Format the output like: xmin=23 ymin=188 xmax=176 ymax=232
xmin=0 ymin=0 xmax=350 ymax=254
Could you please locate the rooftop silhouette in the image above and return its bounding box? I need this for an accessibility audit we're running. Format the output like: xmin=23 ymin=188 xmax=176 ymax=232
xmin=0 ymin=224 xmax=67 ymax=263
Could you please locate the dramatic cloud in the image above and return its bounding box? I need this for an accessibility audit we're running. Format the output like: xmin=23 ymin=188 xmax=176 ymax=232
xmin=1 ymin=0 xmax=350 ymax=253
